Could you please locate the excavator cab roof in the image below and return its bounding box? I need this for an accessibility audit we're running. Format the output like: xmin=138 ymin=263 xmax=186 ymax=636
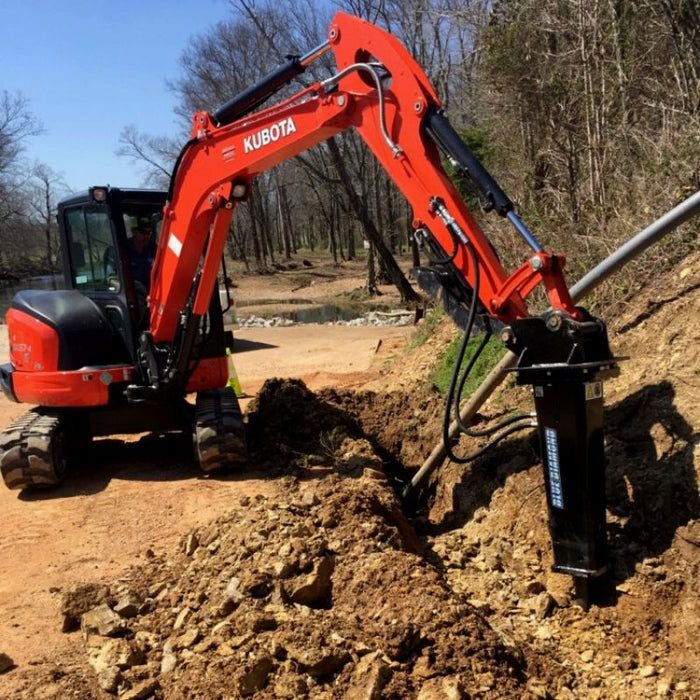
xmin=57 ymin=186 xmax=167 ymax=209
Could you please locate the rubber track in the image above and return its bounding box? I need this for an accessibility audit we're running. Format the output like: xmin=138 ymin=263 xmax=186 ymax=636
xmin=0 ymin=409 xmax=66 ymax=490
xmin=194 ymin=387 xmax=247 ymax=473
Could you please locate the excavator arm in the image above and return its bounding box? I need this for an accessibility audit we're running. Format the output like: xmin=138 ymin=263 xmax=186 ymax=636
xmin=146 ymin=12 xmax=618 ymax=602
xmin=149 ymin=12 xmax=580 ymax=345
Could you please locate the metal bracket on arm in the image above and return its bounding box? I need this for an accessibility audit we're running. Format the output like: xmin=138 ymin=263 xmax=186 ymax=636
xmin=490 ymin=252 xmax=581 ymax=320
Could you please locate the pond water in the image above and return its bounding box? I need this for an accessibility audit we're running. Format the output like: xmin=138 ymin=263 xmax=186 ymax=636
xmin=0 ymin=275 xmax=64 ymax=320
xmin=234 ymin=297 xmax=367 ymax=325
xmin=279 ymin=305 xmax=362 ymax=324
xmin=0 ymin=284 xmax=366 ymax=326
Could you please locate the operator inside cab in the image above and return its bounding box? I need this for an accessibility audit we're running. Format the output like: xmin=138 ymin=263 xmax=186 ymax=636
xmin=128 ymin=216 xmax=155 ymax=292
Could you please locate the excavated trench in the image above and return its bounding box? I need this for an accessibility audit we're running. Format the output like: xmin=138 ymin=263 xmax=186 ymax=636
xmin=246 ymin=379 xmax=439 ymax=485
xmin=54 ymin=379 xmax=540 ymax=699
xmin=21 ymin=249 xmax=699 ymax=699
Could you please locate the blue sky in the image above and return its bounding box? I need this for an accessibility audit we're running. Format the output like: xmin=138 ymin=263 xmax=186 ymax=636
xmin=1 ymin=0 xmax=234 ymax=191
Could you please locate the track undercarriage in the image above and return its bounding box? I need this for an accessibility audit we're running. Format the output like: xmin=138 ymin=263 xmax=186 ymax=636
xmin=0 ymin=387 xmax=247 ymax=490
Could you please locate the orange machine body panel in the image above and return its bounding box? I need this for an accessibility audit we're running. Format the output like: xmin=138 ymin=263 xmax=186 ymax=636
xmin=7 ymin=308 xmax=60 ymax=373
xmin=4 ymin=308 xmax=226 ymax=406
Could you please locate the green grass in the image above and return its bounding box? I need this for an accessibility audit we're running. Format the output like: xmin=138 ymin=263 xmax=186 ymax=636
xmin=430 ymin=331 xmax=507 ymax=397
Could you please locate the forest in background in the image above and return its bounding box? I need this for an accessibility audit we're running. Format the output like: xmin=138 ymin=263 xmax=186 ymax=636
xmin=1 ymin=0 xmax=698 ymax=304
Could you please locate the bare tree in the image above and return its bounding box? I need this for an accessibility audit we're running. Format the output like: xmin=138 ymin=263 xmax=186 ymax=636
xmin=0 ymin=91 xmax=43 ymax=222
xmin=0 ymin=92 xmax=45 ymax=275
xmin=28 ymin=163 xmax=69 ymax=272
xmin=116 ymin=125 xmax=179 ymax=187
xmin=217 ymin=0 xmax=421 ymax=300
xmin=0 ymin=91 xmax=42 ymax=176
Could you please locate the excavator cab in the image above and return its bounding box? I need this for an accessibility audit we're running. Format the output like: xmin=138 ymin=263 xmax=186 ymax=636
xmin=0 ymin=188 xmax=160 ymax=404
xmin=60 ymin=186 xmax=166 ymax=348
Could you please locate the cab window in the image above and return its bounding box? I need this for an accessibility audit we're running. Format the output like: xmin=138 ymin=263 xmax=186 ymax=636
xmin=64 ymin=207 xmax=120 ymax=292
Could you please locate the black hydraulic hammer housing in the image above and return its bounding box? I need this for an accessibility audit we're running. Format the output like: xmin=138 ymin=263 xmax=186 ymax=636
xmin=502 ymin=310 xmax=619 ymax=588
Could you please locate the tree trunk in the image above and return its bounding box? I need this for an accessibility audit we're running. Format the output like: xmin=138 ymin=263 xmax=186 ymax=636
xmin=347 ymin=225 xmax=356 ymax=260
xmin=275 ymin=173 xmax=293 ymax=260
xmin=365 ymin=241 xmax=378 ymax=295
xmin=248 ymin=204 xmax=264 ymax=270
xmin=328 ymin=207 xmax=339 ymax=264
xmin=327 ymin=138 xmax=420 ymax=304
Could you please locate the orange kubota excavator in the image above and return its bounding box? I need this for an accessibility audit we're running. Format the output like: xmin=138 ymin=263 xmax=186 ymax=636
xmin=0 ymin=13 xmax=618 ymax=596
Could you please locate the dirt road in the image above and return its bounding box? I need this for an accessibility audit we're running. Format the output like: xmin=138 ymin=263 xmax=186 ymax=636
xmin=232 ymin=324 xmax=412 ymax=401
xmin=0 ymin=322 xmax=412 ymax=694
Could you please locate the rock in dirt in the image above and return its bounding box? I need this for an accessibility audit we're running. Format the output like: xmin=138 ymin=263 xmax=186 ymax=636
xmin=176 ymin=627 xmax=200 ymax=649
xmin=224 ymin=575 xmax=246 ymax=604
xmin=87 ymin=637 xmax=144 ymax=671
xmin=534 ymin=591 xmax=555 ymax=619
xmin=121 ymin=679 xmax=159 ymax=700
xmin=172 ymin=606 xmax=190 ymax=631
xmin=416 ymin=675 xmax=466 ymax=700
xmin=288 ymin=555 xmax=335 ymax=606
xmin=113 ymin=591 xmax=141 ymax=619
xmin=236 ymin=655 xmax=273 ymax=696
xmin=160 ymin=645 xmax=177 ymax=673
xmin=94 ymin=665 xmax=121 ymax=693
xmin=183 ymin=532 xmax=199 ymax=556
xmin=86 ymin=637 xmax=144 ymax=692
xmin=81 ymin=604 xmax=127 ymax=639
xmin=0 ymin=652 xmax=15 ymax=673
xmin=60 ymin=583 xmax=111 ymax=632
xmin=286 ymin=643 xmax=352 ymax=677
xmin=345 ymin=651 xmax=392 ymax=700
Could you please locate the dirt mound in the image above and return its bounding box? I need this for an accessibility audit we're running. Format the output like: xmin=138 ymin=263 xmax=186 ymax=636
xmin=317 ymin=386 xmax=445 ymax=469
xmin=246 ymin=378 xmax=364 ymax=470
xmin=53 ymin=475 xmax=532 ymax=699
xmin=246 ymin=377 xmax=445 ymax=476
xmin=9 ymin=249 xmax=697 ymax=699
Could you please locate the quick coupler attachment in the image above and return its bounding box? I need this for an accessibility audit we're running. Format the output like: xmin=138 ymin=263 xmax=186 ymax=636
xmin=501 ymin=309 xmax=620 ymax=602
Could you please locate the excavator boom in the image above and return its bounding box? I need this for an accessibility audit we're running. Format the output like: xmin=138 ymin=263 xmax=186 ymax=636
xmin=149 ymin=12 xmax=581 ymax=347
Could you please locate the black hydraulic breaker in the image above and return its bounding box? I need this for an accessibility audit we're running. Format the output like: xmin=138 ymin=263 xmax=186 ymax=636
xmin=502 ymin=309 xmax=619 ymax=603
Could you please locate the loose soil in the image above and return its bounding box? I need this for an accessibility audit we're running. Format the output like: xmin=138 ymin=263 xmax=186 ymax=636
xmin=0 ymin=250 xmax=698 ymax=699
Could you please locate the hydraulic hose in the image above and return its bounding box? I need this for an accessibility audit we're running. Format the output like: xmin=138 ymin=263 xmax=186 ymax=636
xmin=405 ymin=189 xmax=700 ymax=496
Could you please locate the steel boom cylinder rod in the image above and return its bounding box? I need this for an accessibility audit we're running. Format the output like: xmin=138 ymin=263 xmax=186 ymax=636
xmin=425 ymin=109 xmax=543 ymax=252
xmin=212 ymin=40 xmax=331 ymax=127
xmin=405 ymin=189 xmax=700 ymax=496
xmin=300 ymin=40 xmax=332 ymax=67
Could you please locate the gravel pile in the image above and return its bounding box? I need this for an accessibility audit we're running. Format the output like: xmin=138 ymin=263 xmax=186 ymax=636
xmin=66 ymin=472 xmax=528 ymax=699
xmin=237 ymin=310 xmax=415 ymax=328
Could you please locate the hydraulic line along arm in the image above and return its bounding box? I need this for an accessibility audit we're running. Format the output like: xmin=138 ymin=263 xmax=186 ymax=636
xmin=423 ymin=110 xmax=619 ymax=600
